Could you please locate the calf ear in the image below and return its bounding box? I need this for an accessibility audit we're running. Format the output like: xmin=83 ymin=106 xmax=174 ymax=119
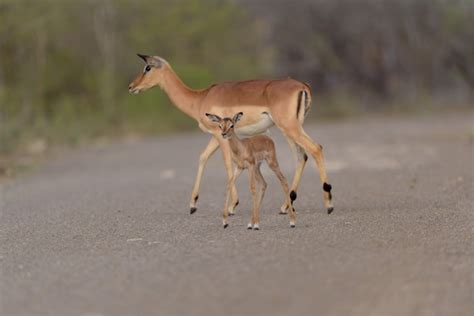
xmin=233 ymin=112 xmax=244 ymax=123
xmin=205 ymin=113 xmax=222 ymax=123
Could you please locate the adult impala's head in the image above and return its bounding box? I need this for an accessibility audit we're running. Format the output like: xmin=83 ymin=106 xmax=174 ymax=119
xmin=128 ymin=53 xmax=168 ymax=94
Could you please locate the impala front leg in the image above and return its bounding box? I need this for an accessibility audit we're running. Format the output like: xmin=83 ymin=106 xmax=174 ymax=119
xmin=189 ymin=137 xmax=219 ymax=214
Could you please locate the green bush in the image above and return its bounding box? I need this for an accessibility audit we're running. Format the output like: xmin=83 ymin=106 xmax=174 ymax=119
xmin=0 ymin=0 xmax=261 ymax=155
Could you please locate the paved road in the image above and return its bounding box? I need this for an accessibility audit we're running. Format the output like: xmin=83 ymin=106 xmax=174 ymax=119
xmin=1 ymin=113 xmax=473 ymax=316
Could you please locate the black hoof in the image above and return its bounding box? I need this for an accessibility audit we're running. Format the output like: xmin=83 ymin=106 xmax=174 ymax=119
xmin=223 ymin=223 xmax=228 ymax=229
xmin=327 ymin=207 xmax=334 ymax=214
xmin=279 ymin=211 xmax=288 ymax=215
xmin=228 ymin=213 xmax=235 ymax=217
xmin=290 ymin=224 xmax=295 ymax=228
xmin=253 ymin=227 xmax=260 ymax=231
xmin=247 ymin=226 xmax=252 ymax=230
xmin=190 ymin=207 xmax=197 ymax=215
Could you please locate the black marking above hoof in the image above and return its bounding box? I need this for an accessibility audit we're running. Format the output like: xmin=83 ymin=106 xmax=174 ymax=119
xmin=190 ymin=207 xmax=197 ymax=215
xmin=327 ymin=207 xmax=334 ymax=215
xmin=234 ymin=200 xmax=239 ymax=208
xmin=223 ymin=223 xmax=228 ymax=229
xmin=303 ymin=153 xmax=308 ymax=162
xmin=290 ymin=190 xmax=297 ymax=202
xmin=323 ymin=182 xmax=332 ymax=192
xmin=323 ymin=182 xmax=333 ymax=200
xmin=194 ymin=195 xmax=199 ymax=203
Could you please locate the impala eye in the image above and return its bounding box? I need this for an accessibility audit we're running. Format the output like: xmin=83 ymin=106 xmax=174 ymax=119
xmin=145 ymin=65 xmax=151 ymax=72
xmin=219 ymin=124 xmax=223 ymax=128
xmin=230 ymin=124 xmax=234 ymax=128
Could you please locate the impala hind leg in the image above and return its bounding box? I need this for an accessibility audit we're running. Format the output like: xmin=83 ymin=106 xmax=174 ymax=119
xmin=189 ymin=137 xmax=219 ymax=214
xmin=286 ymin=128 xmax=334 ymax=214
xmin=280 ymin=137 xmax=308 ymax=214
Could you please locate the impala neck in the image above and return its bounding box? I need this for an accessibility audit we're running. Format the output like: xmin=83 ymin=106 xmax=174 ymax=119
xmin=160 ymin=66 xmax=200 ymax=119
xmin=228 ymin=133 xmax=245 ymax=157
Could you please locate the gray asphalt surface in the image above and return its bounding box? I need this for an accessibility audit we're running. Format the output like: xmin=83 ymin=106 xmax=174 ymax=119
xmin=1 ymin=113 xmax=473 ymax=316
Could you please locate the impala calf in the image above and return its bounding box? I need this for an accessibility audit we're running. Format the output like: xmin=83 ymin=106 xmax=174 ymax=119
xmin=206 ymin=112 xmax=296 ymax=229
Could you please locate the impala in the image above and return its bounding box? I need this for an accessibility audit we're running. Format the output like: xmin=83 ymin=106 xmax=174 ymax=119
xmin=206 ymin=111 xmax=296 ymax=229
xmin=128 ymin=54 xmax=334 ymax=216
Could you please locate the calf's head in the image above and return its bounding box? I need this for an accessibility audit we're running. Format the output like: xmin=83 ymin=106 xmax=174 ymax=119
xmin=205 ymin=112 xmax=244 ymax=139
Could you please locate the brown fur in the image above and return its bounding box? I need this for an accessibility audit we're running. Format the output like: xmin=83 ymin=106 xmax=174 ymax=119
xmin=206 ymin=112 xmax=296 ymax=228
xmin=128 ymin=55 xmax=333 ymax=216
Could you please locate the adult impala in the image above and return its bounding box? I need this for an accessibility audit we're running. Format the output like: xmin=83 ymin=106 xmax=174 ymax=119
xmin=128 ymin=54 xmax=334 ymax=215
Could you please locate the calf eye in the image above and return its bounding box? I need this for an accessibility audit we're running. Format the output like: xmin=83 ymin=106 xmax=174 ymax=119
xmin=145 ymin=65 xmax=151 ymax=72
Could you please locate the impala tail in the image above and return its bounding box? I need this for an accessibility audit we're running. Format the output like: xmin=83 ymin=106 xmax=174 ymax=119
xmin=296 ymin=88 xmax=311 ymax=123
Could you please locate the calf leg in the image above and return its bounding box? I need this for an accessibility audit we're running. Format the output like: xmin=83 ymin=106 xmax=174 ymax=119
xmin=228 ymin=166 xmax=242 ymax=216
xmin=217 ymin=137 xmax=239 ymax=227
xmin=267 ymin=158 xmax=296 ymax=227
xmin=247 ymin=166 xmax=259 ymax=230
xmin=253 ymin=165 xmax=267 ymax=230
xmin=222 ymin=166 xmax=243 ymax=228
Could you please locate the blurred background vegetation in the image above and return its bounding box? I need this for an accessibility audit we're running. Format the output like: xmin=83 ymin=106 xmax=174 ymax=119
xmin=0 ymin=0 xmax=473 ymax=171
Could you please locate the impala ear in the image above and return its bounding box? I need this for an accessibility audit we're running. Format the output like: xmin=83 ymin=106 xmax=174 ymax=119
xmin=233 ymin=112 xmax=244 ymax=123
xmin=206 ymin=113 xmax=222 ymax=123
xmin=149 ymin=56 xmax=164 ymax=68
xmin=137 ymin=53 xmax=164 ymax=68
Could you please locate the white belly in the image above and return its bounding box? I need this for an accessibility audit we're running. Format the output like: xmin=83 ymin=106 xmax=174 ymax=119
xmin=236 ymin=112 xmax=274 ymax=137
